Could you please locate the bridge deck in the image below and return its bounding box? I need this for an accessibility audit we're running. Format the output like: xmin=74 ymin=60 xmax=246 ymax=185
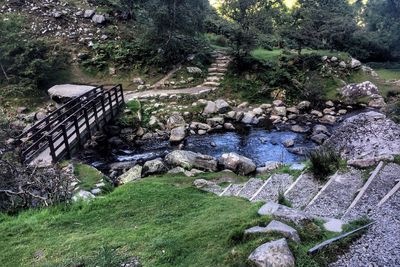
xmin=19 ymin=85 xmax=124 ymax=167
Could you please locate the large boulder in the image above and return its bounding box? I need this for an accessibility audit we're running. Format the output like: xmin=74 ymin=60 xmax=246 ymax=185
xmin=203 ymin=101 xmax=217 ymax=115
xmin=169 ymin=126 xmax=186 ymax=142
xmin=326 ymin=111 xmax=400 ymax=167
xmin=340 ymin=81 xmax=380 ymax=105
xmin=248 ymin=238 xmax=295 ymax=267
xmin=219 ymin=153 xmax=256 ymax=175
xmin=142 ymin=158 xmax=167 ymax=176
xmin=165 ymin=150 xmax=218 ymax=171
xmin=350 ymin=58 xmax=362 ymax=69
xmin=167 ymin=114 xmax=186 ymax=129
xmin=117 ymin=165 xmax=142 ymax=184
xmin=92 ymin=14 xmax=106 ymax=24
xmin=48 ymin=84 xmax=95 ymax=104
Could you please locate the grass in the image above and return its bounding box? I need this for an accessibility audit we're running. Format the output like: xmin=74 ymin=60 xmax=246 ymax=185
xmin=374 ymin=68 xmax=400 ymax=80
xmin=348 ymin=69 xmax=400 ymax=97
xmin=0 ymin=172 xmax=358 ymax=267
xmin=250 ymin=48 xmax=350 ymax=63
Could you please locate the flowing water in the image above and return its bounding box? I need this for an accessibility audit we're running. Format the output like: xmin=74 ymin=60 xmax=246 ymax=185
xmin=87 ymin=127 xmax=315 ymax=169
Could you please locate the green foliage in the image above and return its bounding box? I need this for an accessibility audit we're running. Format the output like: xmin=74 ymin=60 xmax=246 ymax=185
xmin=309 ymin=147 xmax=342 ymax=180
xmin=0 ymin=15 xmax=68 ymax=97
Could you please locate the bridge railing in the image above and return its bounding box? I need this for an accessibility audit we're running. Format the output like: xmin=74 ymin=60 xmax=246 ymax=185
xmin=20 ymin=84 xmax=124 ymax=164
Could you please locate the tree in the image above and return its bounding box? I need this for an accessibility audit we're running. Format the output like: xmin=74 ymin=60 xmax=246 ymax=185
xmin=364 ymin=0 xmax=400 ymax=60
xmin=219 ymin=0 xmax=280 ymax=58
xmin=285 ymin=0 xmax=357 ymax=53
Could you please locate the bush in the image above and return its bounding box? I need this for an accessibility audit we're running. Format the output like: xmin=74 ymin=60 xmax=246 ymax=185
xmin=309 ymin=147 xmax=341 ymax=180
xmin=0 ymin=15 xmax=68 ymax=97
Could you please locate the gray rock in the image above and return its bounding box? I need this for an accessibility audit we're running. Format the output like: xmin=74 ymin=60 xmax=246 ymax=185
xmin=283 ymin=139 xmax=295 ymax=148
xmin=311 ymin=133 xmax=328 ymax=145
xmin=265 ymin=220 xmax=300 ymax=243
xmin=297 ymin=101 xmax=311 ymax=110
xmin=256 ymin=161 xmax=283 ymax=174
xmin=241 ymin=112 xmax=259 ymax=125
xmin=258 ymin=202 xmax=312 ymax=226
xmin=326 ymin=111 xmax=400 ymax=166
xmin=207 ymin=117 xmax=224 ymax=127
xmin=341 ymin=81 xmax=379 ymax=102
xmin=167 ymin=114 xmax=185 ymax=129
xmin=84 ymin=9 xmax=95 ymax=18
xmin=92 ymin=14 xmax=106 ymax=24
xmin=319 ymin=115 xmax=336 ymax=125
xmin=186 ymin=67 xmax=202 ymax=74
xmin=165 ymin=150 xmax=218 ymax=171
xmin=142 ymin=158 xmax=167 ymax=176
xmin=290 ymin=125 xmax=310 ymax=133
xmin=169 ymin=126 xmax=186 ymax=142
xmin=248 ymin=238 xmax=295 ymax=267
xmin=117 ymin=165 xmax=142 ymax=184
xmin=219 ymin=153 xmax=256 ymax=175
xmin=72 ymin=190 xmax=95 ymax=202
xmin=272 ymin=106 xmax=287 ymax=117
xmin=193 ymin=179 xmax=222 ymax=194
xmin=203 ymin=101 xmax=217 ymax=115
xmin=312 ymin=125 xmax=330 ymax=136
xmin=48 ymin=84 xmax=95 ymax=104
xmin=215 ymin=99 xmax=230 ymax=113
xmin=168 ymin=167 xmax=186 ymax=174
xmin=350 ymin=58 xmax=362 ymax=69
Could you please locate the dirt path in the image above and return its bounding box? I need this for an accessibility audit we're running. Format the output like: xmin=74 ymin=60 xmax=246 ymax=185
xmin=125 ymin=86 xmax=214 ymax=101
xmin=150 ymin=64 xmax=182 ymax=89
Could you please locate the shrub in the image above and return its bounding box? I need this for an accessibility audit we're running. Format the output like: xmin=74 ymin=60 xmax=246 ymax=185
xmin=0 ymin=15 xmax=68 ymax=97
xmin=309 ymin=147 xmax=341 ymax=180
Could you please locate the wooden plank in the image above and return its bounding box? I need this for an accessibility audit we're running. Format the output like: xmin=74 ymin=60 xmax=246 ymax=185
xmin=308 ymin=222 xmax=375 ymax=254
xmin=377 ymin=180 xmax=400 ymax=207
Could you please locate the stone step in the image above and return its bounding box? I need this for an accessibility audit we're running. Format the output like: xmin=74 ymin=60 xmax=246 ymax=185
xmin=236 ymin=178 xmax=265 ymax=200
xmin=211 ymin=63 xmax=229 ymax=68
xmin=206 ymin=76 xmax=221 ymax=82
xmin=207 ymin=68 xmax=228 ymax=73
xmin=220 ymin=184 xmax=244 ymax=197
xmin=208 ymin=73 xmax=225 ymax=77
xmin=250 ymin=174 xmax=293 ymax=203
xmin=202 ymin=81 xmax=221 ymax=87
xmin=341 ymin=162 xmax=389 ymax=221
xmin=284 ymin=172 xmax=322 ymax=209
xmin=304 ymin=169 xmax=364 ymax=218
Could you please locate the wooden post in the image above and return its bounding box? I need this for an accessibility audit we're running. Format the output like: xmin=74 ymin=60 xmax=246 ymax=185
xmin=108 ymin=91 xmax=114 ymax=119
xmin=84 ymin=109 xmax=92 ymax=140
xmin=73 ymin=116 xmax=82 ymax=148
xmin=61 ymin=124 xmax=71 ymax=159
xmin=100 ymin=96 xmax=107 ymax=123
xmin=93 ymin=101 xmax=100 ymax=131
xmin=120 ymin=84 xmax=125 ymax=104
xmin=47 ymin=133 xmax=57 ymax=163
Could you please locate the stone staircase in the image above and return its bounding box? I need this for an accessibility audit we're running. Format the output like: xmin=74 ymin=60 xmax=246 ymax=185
xmin=197 ymin=162 xmax=400 ymax=228
xmin=201 ymin=50 xmax=231 ymax=89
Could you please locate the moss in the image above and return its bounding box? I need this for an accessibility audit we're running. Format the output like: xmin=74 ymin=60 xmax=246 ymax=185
xmin=73 ymin=163 xmax=111 ymax=192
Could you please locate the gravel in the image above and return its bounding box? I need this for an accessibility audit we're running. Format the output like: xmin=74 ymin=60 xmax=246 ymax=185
xmin=284 ymin=173 xmax=322 ymax=209
xmin=331 ymin=191 xmax=400 ymax=267
xmin=250 ymin=174 xmax=293 ymax=202
xmin=343 ymin=163 xmax=400 ymax=222
xmin=304 ymin=169 xmax=364 ymax=218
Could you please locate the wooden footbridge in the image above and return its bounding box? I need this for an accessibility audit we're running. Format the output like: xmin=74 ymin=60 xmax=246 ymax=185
xmin=18 ymin=85 xmax=125 ymax=167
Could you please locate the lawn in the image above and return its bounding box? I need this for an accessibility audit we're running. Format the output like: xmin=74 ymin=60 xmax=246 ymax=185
xmin=250 ymin=48 xmax=350 ymax=63
xmin=0 ymin=173 xmax=359 ymax=267
xmin=374 ymin=68 xmax=400 ymax=80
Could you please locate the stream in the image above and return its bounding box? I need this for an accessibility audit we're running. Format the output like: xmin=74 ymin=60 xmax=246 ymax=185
xmin=85 ymin=127 xmax=315 ymax=170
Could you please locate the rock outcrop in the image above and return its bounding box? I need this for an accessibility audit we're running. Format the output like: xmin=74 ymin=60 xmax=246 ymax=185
xmin=248 ymin=238 xmax=295 ymax=267
xmin=165 ymin=150 xmax=218 ymax=171
xmin=219 ymin=153 xmax=256 ymax=175
xmin=326 ymin=111 xmax=400 ymax=167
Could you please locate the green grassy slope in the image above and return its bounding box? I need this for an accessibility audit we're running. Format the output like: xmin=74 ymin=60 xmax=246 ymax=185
xmin=0 ymin=173 xmax=360 ymax=267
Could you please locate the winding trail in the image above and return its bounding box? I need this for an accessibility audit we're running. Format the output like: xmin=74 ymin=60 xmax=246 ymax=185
xmin=125 ymin=50 xmax=231 ymax=101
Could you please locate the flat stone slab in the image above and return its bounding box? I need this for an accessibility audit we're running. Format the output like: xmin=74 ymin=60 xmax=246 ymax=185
xmin=258 ymin=202 xmax=312 ymax=226
xmin=48 ymin=84 xmax=95 ymax=103
xmin=245 ymin=220 xmax=300 ymax=243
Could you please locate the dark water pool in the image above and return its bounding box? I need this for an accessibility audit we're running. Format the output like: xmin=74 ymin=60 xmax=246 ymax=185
xmin=92 ymin=128 xmax=314 ymax=168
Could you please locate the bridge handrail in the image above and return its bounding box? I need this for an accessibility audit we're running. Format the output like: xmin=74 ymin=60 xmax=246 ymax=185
xmin=18 ymin=85 xmax=104 ymax=140
xmin=21 ymin=84 xmax=124 ymax=164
